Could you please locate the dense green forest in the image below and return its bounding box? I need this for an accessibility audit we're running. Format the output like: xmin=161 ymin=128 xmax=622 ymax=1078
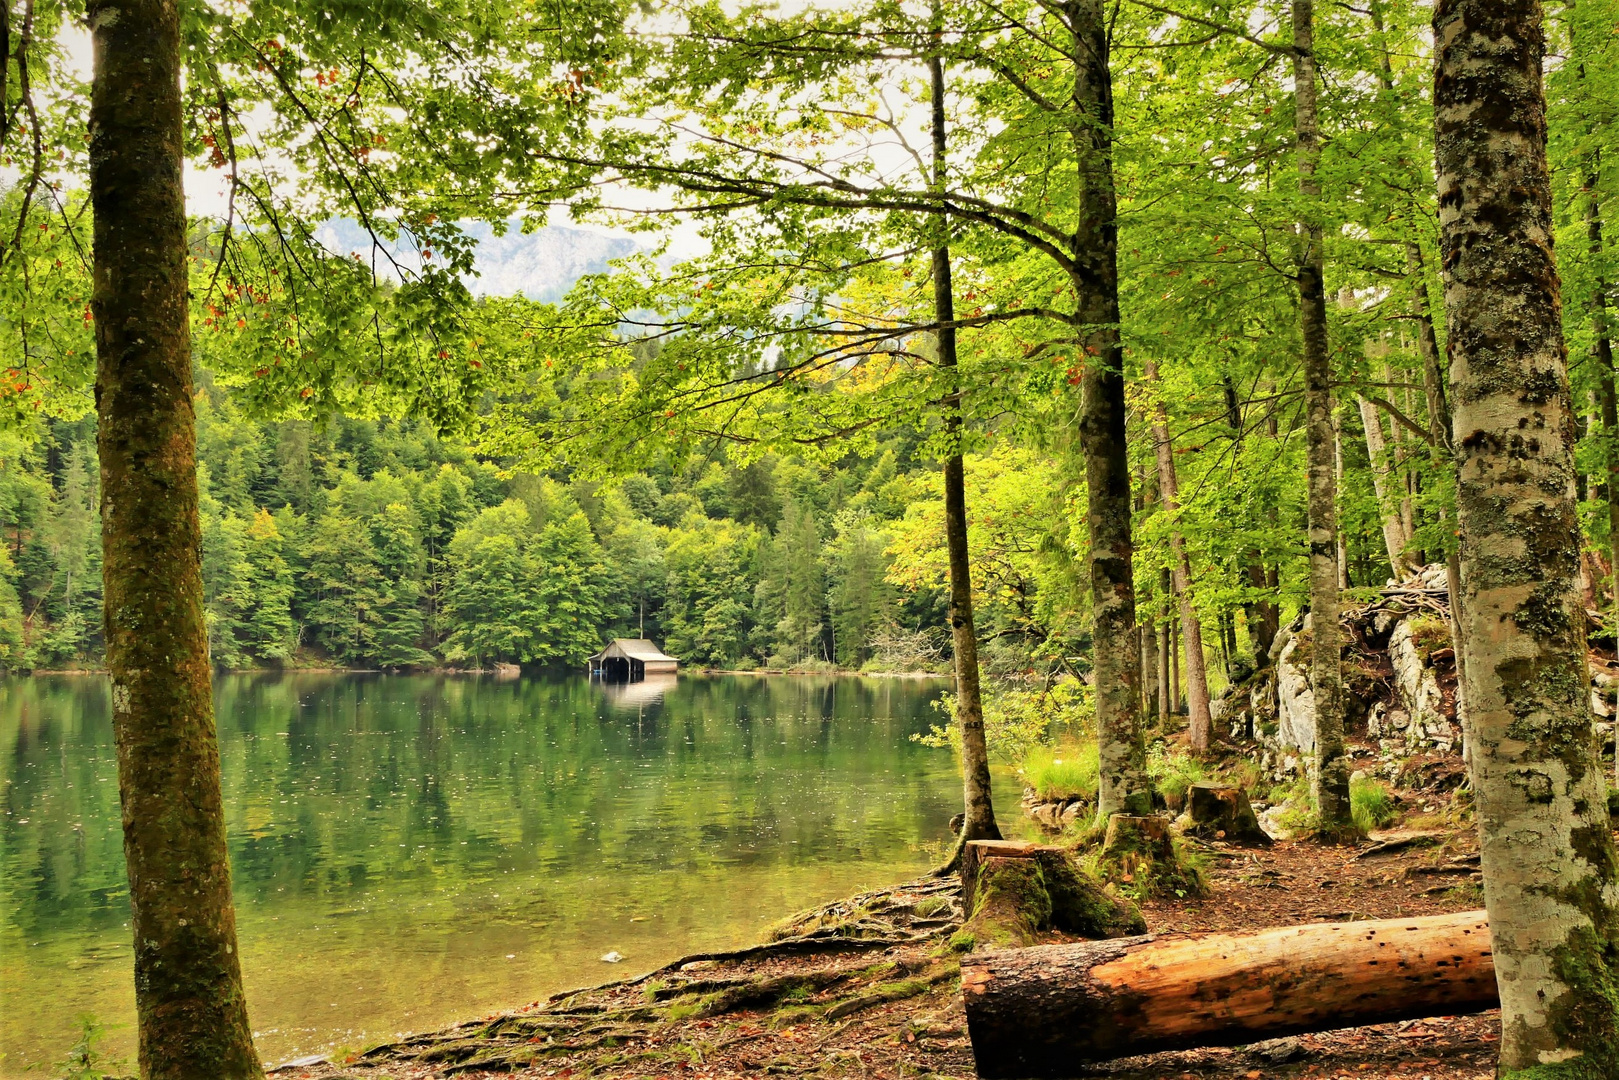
xmin=0 ymin=395 xmax=937 ymax=672
xmin=3 ymin=369 xmax=1430 ymax=677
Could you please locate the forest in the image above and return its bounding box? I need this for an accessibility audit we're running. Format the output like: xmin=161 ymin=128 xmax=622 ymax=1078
xmin=3 ymin=0 xmax=1618 ymax=1077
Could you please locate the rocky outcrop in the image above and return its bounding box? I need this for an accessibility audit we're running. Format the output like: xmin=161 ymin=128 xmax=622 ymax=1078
xmin=1221 ymin=564 xmax=1615 ymax=780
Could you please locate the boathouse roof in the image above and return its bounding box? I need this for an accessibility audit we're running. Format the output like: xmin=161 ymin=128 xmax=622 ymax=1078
xmin=587 ymin=638 xmax=680 ymax=664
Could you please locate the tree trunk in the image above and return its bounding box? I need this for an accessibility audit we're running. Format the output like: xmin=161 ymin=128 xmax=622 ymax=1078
xmin=1066 ymin=0 xmax=1148 ymax=818
xmin=930 ymin=49 xmax=999 ymax=843
xmin=1141 ymin=613 xmax=1160 ymax=723
xmin=1292 ymin=0 xmax=1352 ymax=836
xmin=1333 ymin=413 xmax=1350 ymax=588
xmin=961 ymin=910 xmax=1495 ymax=1076
xmin=1590 ymin=182 xmax=1619 ymax=638
xmin=1158 ymin=621 xmax=1172 ymax=726
xmin=1433 ymin=0 xmax=1619 ymax=1068
xmin=88 ymin=1 xmax=263 ymax=1077
xmin=1408 ymin=238 xmax=1470 ymax=733
xmin=1146 ymin=361 xmax=1212 ymax=751
xmin=1168 ymin=605 xmax=1180 ymax=715
xmin=1222 ymin=375 xmax=1277 ymax=664
xmin=1357 ymin=395 xmax=1413 ymax=578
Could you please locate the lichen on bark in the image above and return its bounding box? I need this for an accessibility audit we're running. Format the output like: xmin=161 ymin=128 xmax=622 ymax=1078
xmin=1433 ymin=0 xmax=1619 ymax=1070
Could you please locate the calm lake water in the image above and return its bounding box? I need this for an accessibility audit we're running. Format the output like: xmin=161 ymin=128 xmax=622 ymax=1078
xmin=1 ymin=672 xmax=1019 ymax=1074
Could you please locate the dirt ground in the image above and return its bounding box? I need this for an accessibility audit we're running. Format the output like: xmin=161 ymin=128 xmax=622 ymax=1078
xmin=280 ymin=800 xmax=1522 ymax=1080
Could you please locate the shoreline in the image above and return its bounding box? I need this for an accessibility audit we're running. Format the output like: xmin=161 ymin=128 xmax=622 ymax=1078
xmin=12 ymin=666 xmax=952 ymax=680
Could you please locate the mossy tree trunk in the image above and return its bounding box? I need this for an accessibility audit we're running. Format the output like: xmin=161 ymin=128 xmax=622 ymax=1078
xmin=1146 ymin=360 xmax=1211 ymax=751
xmin=1291 ymin=0 xmax=1352 ymax=837
xmin=1433 ymin=0 xmax=1619 ymax=1070
xmin=931 ymin=46 xmax=999 ymax=843
xmin=1067 ymin=0 xmax=1149 ymax=818
xmin=88 ymin=0 xmax=263 ymax=1077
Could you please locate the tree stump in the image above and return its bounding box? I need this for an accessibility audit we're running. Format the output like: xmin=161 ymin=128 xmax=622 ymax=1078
xmin=1099 ymin=814 xmax=1206 ymax=898
xmin=1186 ymin=782 xmax=1272 ymax=845
xmin=961 ymin=910 xmax=1495 ymax=1076
xmin=957 ymin=840 xmax=1143 ymax=950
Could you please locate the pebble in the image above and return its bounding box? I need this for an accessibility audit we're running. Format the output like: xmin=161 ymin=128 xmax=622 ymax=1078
xmin=600 ymin=950 xmax=625 ymax=963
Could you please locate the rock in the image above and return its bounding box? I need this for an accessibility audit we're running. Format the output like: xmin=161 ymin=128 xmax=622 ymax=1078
xmin=1274 ymin=618 xmax=1317 ymax=753
xmin=1387 ymin=618 xmax=1450 ymax=748
xmin=1249 ymin=1036 xmax=1306 ymax=1064
xmin=1186 ymin=782 xmax=1273 ymax=846
xmin=1258 ymin=804 xmax=1299 ymax=842
xmin=601 ymin=950 xmax=625 ymax=963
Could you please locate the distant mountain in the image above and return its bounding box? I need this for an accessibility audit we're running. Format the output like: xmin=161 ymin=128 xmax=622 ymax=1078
xmin=312 ymin=219 xmax=639 ymax=303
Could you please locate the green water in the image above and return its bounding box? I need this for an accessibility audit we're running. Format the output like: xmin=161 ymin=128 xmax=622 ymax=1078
xmin=2 ymin=672 xmax=1015 ymax=1074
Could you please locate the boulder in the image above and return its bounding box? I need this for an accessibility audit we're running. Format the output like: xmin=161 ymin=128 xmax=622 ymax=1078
xmin=1274 ymin=619 xmax=1317 ymax=754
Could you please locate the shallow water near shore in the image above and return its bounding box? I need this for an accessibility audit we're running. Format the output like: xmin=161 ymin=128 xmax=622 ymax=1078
xmin=1 ymin=672 xmax=1022 ymax=1075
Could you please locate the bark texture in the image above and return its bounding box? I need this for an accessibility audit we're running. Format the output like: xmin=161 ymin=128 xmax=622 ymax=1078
xmin=89 ymin=0 xmax=263 ymax=1076
xmin=1068 ymin=0 xmax=1148 ymax=817
xmin=1147 ymin=361 xmax=1212 ymax=750
xmin=961 ymin=911 xmax=1497 ymax=1076
xmin=1358 ymin=395 xmax=1415 ymax=576
xmin=1433 ymin=0 xmax=1619 ymax=1070
xmin=1292 ymin=0 xmax=1352 ymax=836
xmin=931 ymin=50 xmax=999 ymax=843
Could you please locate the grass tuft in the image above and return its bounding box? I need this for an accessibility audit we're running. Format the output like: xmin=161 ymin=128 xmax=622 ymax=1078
xmin=1147 ymin=744 xmax=1207 ymax=806
xmin=1351 ymin=776 xmax=1399 ymax=834
xmin=1021 ymin=742 xmax=1100 ymax=801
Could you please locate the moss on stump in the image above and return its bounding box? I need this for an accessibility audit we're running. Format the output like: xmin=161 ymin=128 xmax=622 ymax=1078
xmin=953 ymin=840 xmax=1143 ymax=951
xmin=1099 ymin=814 xmax=1209 ymax=900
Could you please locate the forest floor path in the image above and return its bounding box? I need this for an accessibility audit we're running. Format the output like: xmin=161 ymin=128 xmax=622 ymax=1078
xmin=285 ymin=812 xmax=1530 ymax=1080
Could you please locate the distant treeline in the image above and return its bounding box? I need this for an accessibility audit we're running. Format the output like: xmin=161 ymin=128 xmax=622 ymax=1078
xmin=1 ymin=378 xmax=1092 ymax=676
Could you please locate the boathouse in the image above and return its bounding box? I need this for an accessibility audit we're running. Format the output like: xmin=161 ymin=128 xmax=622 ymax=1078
xmin=587 ymin=638 xmax=680 ymax=681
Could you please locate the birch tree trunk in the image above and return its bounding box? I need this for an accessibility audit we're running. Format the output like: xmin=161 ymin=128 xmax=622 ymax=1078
xmin=88 ymin=0 xmax=263 ymax=1075
xmin=930 ymin=48 xmax=999 ymax=843
xmin=1292 ymin=0 xmax=1352 ymax=836
xmin=1068 ymin=0 xmax=1149 ymax=818
xmin=1146 ymin=361 xmax=1212 ymax=751
xmin=1433 ymin=0 xmax=1619 ymax=1068
xmin=1357 ymin=395 xmax=1414 ymax=578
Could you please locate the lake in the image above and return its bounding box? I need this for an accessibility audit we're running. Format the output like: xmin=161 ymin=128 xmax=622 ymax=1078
xmin=1 ymin=672 xmax=1022 ymax=1074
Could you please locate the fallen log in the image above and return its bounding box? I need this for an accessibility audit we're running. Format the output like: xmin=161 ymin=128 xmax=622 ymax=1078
xmin=961 ymin=909 xmax=1494 ymax=1076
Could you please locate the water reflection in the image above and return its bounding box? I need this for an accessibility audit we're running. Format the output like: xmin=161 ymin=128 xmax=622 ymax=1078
xmin=0 ymin=672 xmax=1018 ymax=1075
xmin=594 ymin=673 xmax=680 ymax=711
